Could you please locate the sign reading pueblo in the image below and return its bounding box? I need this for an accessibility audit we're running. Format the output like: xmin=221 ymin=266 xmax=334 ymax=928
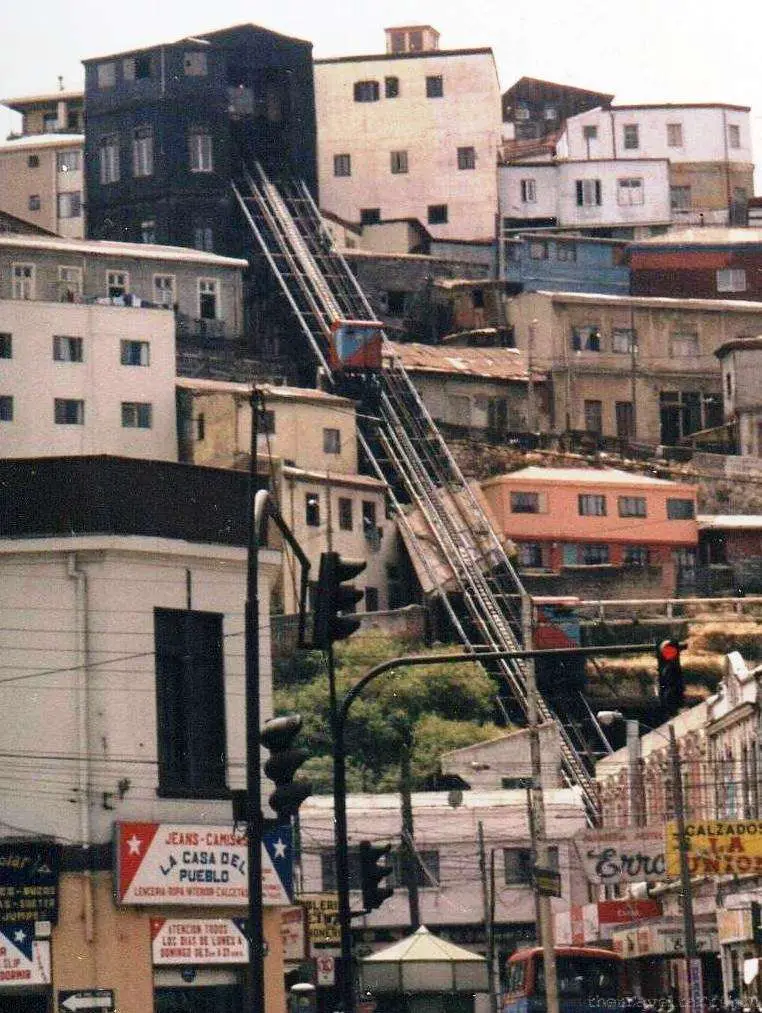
xmin=666 ymin=819 xmax=762 ymax=877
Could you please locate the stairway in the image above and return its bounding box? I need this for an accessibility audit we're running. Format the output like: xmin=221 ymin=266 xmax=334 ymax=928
xmin=232 ymin=163 xmax=606 ymax=822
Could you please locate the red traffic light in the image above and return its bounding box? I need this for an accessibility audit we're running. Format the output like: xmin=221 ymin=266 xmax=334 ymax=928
xmin=658 ymin=640 xmax=680 ymax=662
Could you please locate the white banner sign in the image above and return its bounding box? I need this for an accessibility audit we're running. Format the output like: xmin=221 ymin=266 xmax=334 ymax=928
xmin=0 ymin=925 xmax=50 ymax=985
xmin=576 ymin=826 xmax=667 ymax=884
xmin=151 ymin=918 xmax=248 ymax=965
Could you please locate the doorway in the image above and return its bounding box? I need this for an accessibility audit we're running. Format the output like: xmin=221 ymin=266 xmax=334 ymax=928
xmin=0 ymin=994 xmax=50 ymax=1013
xmin=155 ymin=984 xmax=245 ymax=1013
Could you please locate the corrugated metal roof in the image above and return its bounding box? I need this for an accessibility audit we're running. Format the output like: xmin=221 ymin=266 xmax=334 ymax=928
xmin=388 ymin=341 xmax=533 ymax=381
xmin=0 ymin=234 xmax=248 ymax=267
xmin=631 ymin=227 xmax=762 ymax=247
xmin=698 ymin=514 xmax=762 ymax=530
xmin=484 ymin=466 xmax=684 ymax=487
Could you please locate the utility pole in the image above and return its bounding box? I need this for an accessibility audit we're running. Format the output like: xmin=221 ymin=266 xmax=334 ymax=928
xmin=478 ymin=822 xmax=498 ymax=1013
xmin=400 ymin=733 xmax=421 ymax=930
xmin=669 ymin=724 xmax=701 ymax=1013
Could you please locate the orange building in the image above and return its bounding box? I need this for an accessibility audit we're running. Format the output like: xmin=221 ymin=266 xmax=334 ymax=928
xmin=482 ymin=466 xmax=698 ymax=596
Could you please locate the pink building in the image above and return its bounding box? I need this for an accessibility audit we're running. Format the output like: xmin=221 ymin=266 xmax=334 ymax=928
xmin=481 ymin=466 xmax=698 ymax=596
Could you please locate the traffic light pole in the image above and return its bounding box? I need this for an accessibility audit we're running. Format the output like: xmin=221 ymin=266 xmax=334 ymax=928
xmin=332 ymin=642 xmax=653 ymax=1013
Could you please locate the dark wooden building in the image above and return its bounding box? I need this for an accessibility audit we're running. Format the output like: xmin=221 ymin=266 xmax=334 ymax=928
xmin=502 ymin=77 xmax=613 ymax=140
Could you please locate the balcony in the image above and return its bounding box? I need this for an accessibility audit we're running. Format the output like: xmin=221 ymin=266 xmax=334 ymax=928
xmin=175 ymin=314 xmax=228 ymax=343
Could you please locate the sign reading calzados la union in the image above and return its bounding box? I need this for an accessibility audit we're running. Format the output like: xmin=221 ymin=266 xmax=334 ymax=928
xmin=665 ymin=819 xmax=762 ymax=877
xmin=114 ymin=823 xmax=292 ymax=906
xmin=576 ymin=826 xmax=667 ymax=884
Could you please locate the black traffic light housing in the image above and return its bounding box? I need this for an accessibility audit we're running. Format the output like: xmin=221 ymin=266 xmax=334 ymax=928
xmin=359 ymin=840 xmax=394 ymax=911
xmin=260 ymin=714 xmax=312 ymax=821
xmin=313 ymin=551 xmax=366 ymax=649
xmin=656 ymin=638 xmax=684 ymax=717
xmin=752 ymin=901 xmax=762 ymax=945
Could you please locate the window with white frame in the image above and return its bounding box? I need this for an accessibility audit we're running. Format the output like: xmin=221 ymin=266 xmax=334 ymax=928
xmin=612 ymin=328 xmax=636 ymax=353
xmin=457 ymin=146 xmax=476 ymax=170
xmin=623 ymin=124 xmax=639 ymax=149
xmin=57 ymin=192 xmax=82 ymax=218
xmin=120 ymin=340 xmax=150 ymax=366
xmin=58 ymin=266 xmax=82 ymax=301
xmin=11 ymin=264 xmax=34 ymax=300
xmin=728 ymin=124 xmax=741 ymax=149
xmin=667 ymin=122 xmax=683 ymax=147
xmin=717 ymin=269 xmax=747 ymax=293
xmin=121 ymin=402 xmax=153 ymax=428
xmin=132 ymin=126 xmax=154 ymax=177
xmin=520 ymin=178 xmax=536 ymax=203
xmin=333 ymin=153 xmax=351 ymax=177
xmin=54 ymin=398 xmax=84 ymax=425
xmin=53 ymin=336 xmax=83 ymax=362
xmin=99 ymin=135 xmax=120 ymax=184
xmin=390 ymin=150 xmax=408 ymax=174
xmin=617 ymin=178 xmax=644 ymax=205
xmin=670 ymin=333 xmax=699 ymax=357
xmin=97 ymin=62 xmax=115 ymax=88
xmin=198 ymin=279 xmax=218 ymax=320
xmin=107 ymin=271 xmax=128 ymax=298
xmin=141 ymin=220 xmax=156 ymax=244
xmin=571 ymin=325 xmax=602 ymax=352
xmin=153 ymin=275 xmax=175 ymax=308
xmin=57 ymin=150 xmax=81 ymax=173
xmin=579 ymin=494 xmax=606 ymax=517
xmin=193 ymin=225 xmax=213 ymax=252
xmin=189 ymin=129 xmax=213 ymax=172
xmin=618 ymin=496 xmax=646 ymax=518
xmin=575 ymin=179 xmax=602 ymax=206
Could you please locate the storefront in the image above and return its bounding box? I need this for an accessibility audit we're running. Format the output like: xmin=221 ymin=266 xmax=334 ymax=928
xmin=717 ymin=906 xmax=760 ymax=1001
xmin=611 ymin=918 xmax=721 ymax=1002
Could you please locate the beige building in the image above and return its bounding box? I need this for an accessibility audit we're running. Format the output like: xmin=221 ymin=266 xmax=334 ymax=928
xmin=507 ymin=290 xmax=762 ymax=446
xmin=177 ymin=379 xmax=398 ymax=613
xmin=314 ymin=26 xmax=502 ymax=241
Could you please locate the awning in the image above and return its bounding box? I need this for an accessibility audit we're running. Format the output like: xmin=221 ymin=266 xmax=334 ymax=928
xmin=360 ymin=925 xmax=488 ymax=994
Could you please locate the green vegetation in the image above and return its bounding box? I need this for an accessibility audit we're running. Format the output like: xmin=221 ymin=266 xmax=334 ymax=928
xmin=273 ymin=634 xmax=504 ymax=793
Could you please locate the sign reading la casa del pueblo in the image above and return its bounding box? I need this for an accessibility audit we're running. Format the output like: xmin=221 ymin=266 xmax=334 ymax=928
xmin=576 ymin=826 xmax=666 ymax=884
xmin=665 ymin=819 xmax=762 ymax=877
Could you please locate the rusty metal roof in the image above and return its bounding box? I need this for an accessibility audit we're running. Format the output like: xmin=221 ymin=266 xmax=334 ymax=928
xmin=388 ymin=341 xmax=538 ymax=381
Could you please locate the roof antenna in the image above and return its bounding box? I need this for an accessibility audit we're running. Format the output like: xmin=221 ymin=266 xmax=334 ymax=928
xmin=58 ymin=76 xmax=64 ymax=92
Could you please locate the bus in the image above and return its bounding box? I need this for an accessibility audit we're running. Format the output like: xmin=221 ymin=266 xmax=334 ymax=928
xmin=503 ymin=946 xmax=628 ymax=1013
xmin=328 ymin=319 xmax=385 ymax=371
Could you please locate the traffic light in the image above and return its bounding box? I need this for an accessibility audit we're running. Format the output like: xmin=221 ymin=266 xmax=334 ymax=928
xmin=313 ymin=551 xmax=366 ymax=649
xmin=752 ymin=901 xmax=762 ymax=945
xmin=261 ymin=714 xmax=312 ymax=821
xmin=359 ymin=840 xmax=394 ymax=911
xmin=656 ymin=638 xmax=684 ymax=717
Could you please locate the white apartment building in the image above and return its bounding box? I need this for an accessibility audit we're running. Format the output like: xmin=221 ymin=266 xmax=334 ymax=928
xmin=0 ymin=134 xmax=84 ymax=237
xmin=314 ymin=27 xmax=502 ymax=241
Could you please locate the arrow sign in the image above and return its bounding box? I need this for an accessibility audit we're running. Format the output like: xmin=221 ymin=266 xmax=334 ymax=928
xmin=59 ymin=990 xmax=114 ymax=1012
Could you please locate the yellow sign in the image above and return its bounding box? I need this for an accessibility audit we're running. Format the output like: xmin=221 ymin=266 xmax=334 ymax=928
xmin=301 ymin=893 xmax=340 ymax=947
xmin=665 ymin=820 xmax=762 ymax=877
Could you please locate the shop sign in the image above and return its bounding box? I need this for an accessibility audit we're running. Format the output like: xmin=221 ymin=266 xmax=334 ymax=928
xmin=534 ymin=866 xmax=561 ymax=897
xmin=114 ymin=823 xmax=292 ymax=907
xmin=717 ymin=908 xmax=752 ymax=944
xmin=281 ymin=906 xmax=307 ymax=962
xmin=665 ymin=819 xmax=762 ymax=877
xmin=576 ymin=826 xmax=666 ymax=884
xmin=0 ymin=923 xmax=50 ymax=986
xmin=611 ymin=923 xmax=718 ymax=958
xmin=302 ymin=894 xmax=340 ymax=948
xmin=150 ymin=917 xmax=248 ymax=964
xmin=316 ymin=954 xmax=335 ymax=986
xmin=0 ymin=841 xmax=60 ymax=923
xmin=555 ymin=900 xmax=662 ymax=946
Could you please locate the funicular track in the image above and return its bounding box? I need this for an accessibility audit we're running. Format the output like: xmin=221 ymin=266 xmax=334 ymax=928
xmin=232 ymin=163 xmax=606 ymax=822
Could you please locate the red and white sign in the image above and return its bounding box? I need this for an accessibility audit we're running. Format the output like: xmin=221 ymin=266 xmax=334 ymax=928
xmin=555 ymin=900 xmax=662 ymax=945
xmin=281 ymin=906 xmax=306 ymax=962
xmin=151 ymin=918 xmax=248 ymax=965
xmin=0 ymin=927 xmax=50 ymax=986
xmin=316 ymin=954 xmax=335 ymax=986
xmin=115 ymin=823 xmax=290 ymax=907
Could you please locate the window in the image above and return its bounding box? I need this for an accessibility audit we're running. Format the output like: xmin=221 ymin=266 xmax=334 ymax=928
xmin=132 ymin=126 xmax=154 ymax=177
xmin=28 ymin=195 xmax=40 ymax=211
xmin=184 ymin=51 xmax=208 ymax=76
xmin=362 ymin=500 xmax=377 ymax=533
xmin=57 ymin=192 xmax=82 ymax=218
xmin=43 ymin=112 xmax=58 ymax=133
xmin=121 ymin=401 xmax=153 ymax=428
xmin=54 ymin=398 xmax=84 ymax=424
xmin=457 ymin=146 xmax=476 ymax=170
xmin=305 ymin=493 xmax=320 ymax=527
xmin=623 ymin=546 xmax=650 ymax=567
xmin=28 ymin=155 xmax=39 ymax=168
xmin=426 ymin=76 xmax=443 ymax=98
xmin=53 ymin=336 xmax=83 ymax=362
xmin=623 ymin=124 xmax=640 ymax=149
xmin=196 ymin=413 xmax=205 ymax=441
xmin=583 ymin=400 xmax=603 ymax=433
xmin=583 ymin=124 xmax=598 ymax=141
xmin=385 ymin=76 xmax=399 ymax=98
xmin=544 ymin=105 xmax=557 ymax=121
xmin=333 ymin=153 xmax=351 ymax=177
xmin=514 ymin=104 xmax=530 ymax=121
xmin=667 ymin=122 xmax=683 ymax=147
xmin=670 ymin=332 xmax=699 ymax=357
xmin=616 ymin=401 xmax=634 ymax=441
xmin=576 ymin=179 xmax=602 ymax=207
xmin=141 ymin=220 xmax=156 ymax=244
xmin=323 ymin=428 xmax=341 ymax=454
xmin=390 ymin=150 xmax=408 ymax=174
xmin=338 ymin=497 xmax=353 ymax=531
xmin=529 ymin=241 xmax=547 ymax=261
xmin=0 ymin=396 xmax=12 ymax=422
xmin=153 ymin=275 xmax=175 ymax=308
xmin=258 ymin=408 xmax=275 ymax=435
xmin=556 ymin=241 xmax=576 ymax=263
xmin=504 ymin=846 xmax=558 ymax=885
xmin=107 ymin=271 xmax=128 ymax=298
xmin=365 ymin=587 xmax=379 ymax=612
xmin=154 ymin=608 xmax=227 ymax=797
xmin=360 ymin=208 xmax=381 ymax=226
xmin=97 ymin=62 xmax=116 ymax=88
xmin=120 ymin=340 xmax=150 ymax=366
xmin=617 ymin=178 xmax=644 ymax=205
xmin=390 ymin=31 xmax=406 ymax=53
xmin=99 ymin=135 xmax=120 ymax=184
xmin=408 ymin=30 xmax=423 ymax=51
xmin=667 ymin=498 xmax=695 ymax=520
xmin=57 ymin=150 xmax=81 ymax=173
xmin=386 ymin=290 xmax=407 ymax=315
xmin=571 ymin=325 xmax=601 ymax=352
xmin=353 ymin=81 xmax=379 ymax=103
xmin=11 ymin=264 xmax=34 ymax=300
xmin=510 ymin=491 xmax=542 ymax=514
xmin=580 ymin=544 xmax=610 ymax=565
xmin=58 ymin=266 xmax=82 ymax=302
xmin=193 ymin=225 xmax=213 ymax=252
xmin=612 ymin=328 xmax=636 ymax=353
xmin=728 ymin=124 xmax=741 ymax=149
xmin=427 ymin=204 xmax=448 ymax=225
xmin=670 ymin=185 xmax=691 ymax=211
xmin=618 ymin=496 xmax=646 ymax=518
xmin=579 ymin=494 xmax=606 ymax=517
xmin=717 ymin=269 xmax=747 ymax=293
xmin=0 ymin=334 xmax=11 ymax=358
xmin=189 ymin=129 xmax=213 ymax=172
xmin=520 ymin=179 xmax=536 ymax=203
xmin=517 ymin=543 xmax=544 ymax=568
xmin=198 ymin=279 xmax=217 ymax=319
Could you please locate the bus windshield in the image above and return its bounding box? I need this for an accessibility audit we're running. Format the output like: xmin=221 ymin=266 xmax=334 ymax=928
xmin=536 ymin=957 xmax=619 ymax=1000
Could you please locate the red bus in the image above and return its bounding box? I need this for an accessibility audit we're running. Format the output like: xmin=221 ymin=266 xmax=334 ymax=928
xmin=503 ymin=946 xmax=628 ymax=1013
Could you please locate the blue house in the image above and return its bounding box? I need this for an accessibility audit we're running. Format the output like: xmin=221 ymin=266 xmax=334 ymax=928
xmin=501 ymin=232 xmax=630 ymax=295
